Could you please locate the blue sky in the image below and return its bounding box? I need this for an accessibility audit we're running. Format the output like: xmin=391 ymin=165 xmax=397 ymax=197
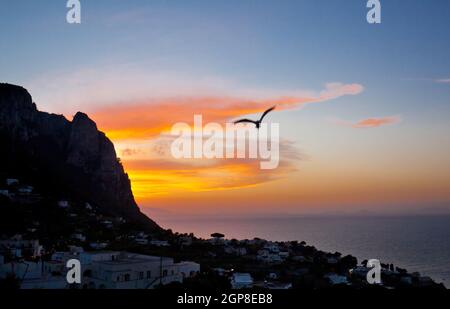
xmin=1 ymin=1 xmax=450 ymax=122
xmin=2 ymin=0 xmax=450 ymax=85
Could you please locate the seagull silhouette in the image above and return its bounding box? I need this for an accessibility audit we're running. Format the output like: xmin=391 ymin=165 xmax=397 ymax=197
xmin=234 ymin=106 xmax=276 ymax=129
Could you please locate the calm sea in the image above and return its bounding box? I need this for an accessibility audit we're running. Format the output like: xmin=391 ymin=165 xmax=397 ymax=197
xmin=153 ymin=214 xmax=450 ymax=287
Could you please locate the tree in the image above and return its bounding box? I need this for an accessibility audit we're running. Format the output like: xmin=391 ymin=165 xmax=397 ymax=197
xmin=211 ymin=233 xmax=225 ymax=239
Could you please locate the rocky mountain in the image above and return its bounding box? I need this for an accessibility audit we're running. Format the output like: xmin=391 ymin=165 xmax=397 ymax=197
xmin=0 ymin=83 xmax=160 ymax=231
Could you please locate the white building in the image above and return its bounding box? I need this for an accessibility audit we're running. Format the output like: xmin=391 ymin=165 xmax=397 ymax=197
xmin=101 ymin=220 xmax=113 ymax=229
xmin=0 ymin=236 xmax=43 ymax=258
xmin=58 ymin=200 xmax=69 ymax=208
xmin=176 ymin=261 xmax=201 ymax=279
xmin=327 ymin=257 xmax=339 ymax=265
xmin=21 ymin=277 xmax=68 ymax=289
xmin=0 ymin=259 xmax=67 ymax=289
xmin=224 ymin=246 xmax=247 ymax=256
xmin=6 ymin=179 xmax=19 ymax=186
xmin=77 ymin=252 xmax=199 ymax=289
xmin=230 ymin=273 xmax=253 ymax=289
xmin=325 ymin=273 xmax=349 ymax=285
xmin=256 ymin=249 xmax=283 ymax=264
xmin=18 ymin=185 xmax=33 ymax=194
xmin=68 ymin=246 xmax=84 ymax=254
xmin=263 ymin=243 xmax=280 ymax=253
xmin=1 ymin=250 xmax=201 ymax=290
xmin=71 ymin=233 xmax=86 ymax=242
xmin=149 ymin=240 xmax=170 ymax=247
xmin=350 ymin=266 xmax=372 ymax=281
xmin=90 ymin=242 xmax=108 ymax=250
xmin=279 ymin=251 xmax=289 ymax=259
xmin=213 ymin=268 xmax=227 ymax=276
xmin=135 ymin=237 xmax=149 ymax=245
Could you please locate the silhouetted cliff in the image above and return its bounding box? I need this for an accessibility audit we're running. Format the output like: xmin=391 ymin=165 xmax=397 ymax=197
xmin=0 ymin=83 xmax=160 ymax=231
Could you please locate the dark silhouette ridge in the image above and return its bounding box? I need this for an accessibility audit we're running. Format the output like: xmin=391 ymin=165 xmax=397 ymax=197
xmin=0 ymin=83 xmax=160 ymax=231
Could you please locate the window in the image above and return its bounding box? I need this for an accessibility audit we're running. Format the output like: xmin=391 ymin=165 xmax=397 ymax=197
xmin=139 ymin=272 xmax=144 ymax=280
xmin=124 ymin=274 xmax=130 ymax=281
xmin=163 ymin=270 xmax=168 ymax=277
xmin=147 ymin=271 xmax=151 ymax=279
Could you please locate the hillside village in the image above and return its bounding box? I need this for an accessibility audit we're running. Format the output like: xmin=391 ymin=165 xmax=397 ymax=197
xmin=0 ymin=178 xmax=444 ymax=290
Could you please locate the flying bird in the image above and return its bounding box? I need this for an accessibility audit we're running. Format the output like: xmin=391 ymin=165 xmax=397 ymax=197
xmin=234 ymin=106 xmax=276 ymax=129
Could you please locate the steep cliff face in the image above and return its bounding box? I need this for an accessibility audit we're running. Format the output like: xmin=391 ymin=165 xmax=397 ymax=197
xmin=0 ymin=83 xmax=160 ymax=231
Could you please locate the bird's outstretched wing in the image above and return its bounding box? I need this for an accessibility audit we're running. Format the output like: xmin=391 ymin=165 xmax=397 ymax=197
xmin=259 ymin=106 xmax=276 ymax=122
xmin=234 ymin=119 xmax=258 ymax=125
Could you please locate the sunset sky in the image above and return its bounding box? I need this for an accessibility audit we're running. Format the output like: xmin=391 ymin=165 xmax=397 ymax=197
xmin=1 ymin=0 xmax=450 ymax=216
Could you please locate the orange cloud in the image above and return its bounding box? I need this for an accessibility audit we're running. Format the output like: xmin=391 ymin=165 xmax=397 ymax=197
xmin=121 ymin=139 xmax=302 ymax=198
xmin=85 ymin=82 xmax=361 ymax=198
xmin=333 ymin=116 xmax=401 ymax=129
xmin=124 ymin=158 xmax=297 ymax=199
xmin=90 ymin=83 xmax=363 ymax=140
xmin=352 ymin=116 xmax=401 ymax=128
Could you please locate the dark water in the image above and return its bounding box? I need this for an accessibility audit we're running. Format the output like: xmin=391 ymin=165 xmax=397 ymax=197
xmin=155 ymin=215 xmax=450 ymax=287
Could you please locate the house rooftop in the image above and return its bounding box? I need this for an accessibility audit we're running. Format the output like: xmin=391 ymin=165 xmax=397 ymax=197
xmin=91 ymin=253 xmax=173 ymax=266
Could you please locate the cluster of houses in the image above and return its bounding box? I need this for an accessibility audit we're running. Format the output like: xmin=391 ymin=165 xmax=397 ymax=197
xmin=256 ymin=243 xmax=290 ymax=264
xmin=349 ymin=265 xmax=435 ymax=287
xmin=210 ymin=235 xmax=294 ymax=264
xmin=225 ymin=272 xmax=292 ymax=289
xmin=0 ymin=236 xmax=200 ymax=289
xmin=202 ymin=233 xmax=443 ymax=289
xmin=0 ymin=235 xmax=44 ymax=260
xmin=0 ymin=231 xmax=442 ymax=289
xmin=0 ymin=177 xmax=441 ymax=290
xmin=129 ymin=232 xmax=170 ymax=247
xmin=55 ymin=200 xmax=173 ymax=249
xmin=0 ymin=184 xmax=200 ymax=290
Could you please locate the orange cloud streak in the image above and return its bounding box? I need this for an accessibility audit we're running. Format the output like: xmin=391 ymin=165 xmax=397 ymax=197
xmin=352 ymin=116 xmax=401 ymax=128
xmin=124 ymin=158 xmax=297 ymax=199
xmin=87 ymin=82 xmax=362 ymax=197
xmin=91 ymin=83 xmax=363 ymax=140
